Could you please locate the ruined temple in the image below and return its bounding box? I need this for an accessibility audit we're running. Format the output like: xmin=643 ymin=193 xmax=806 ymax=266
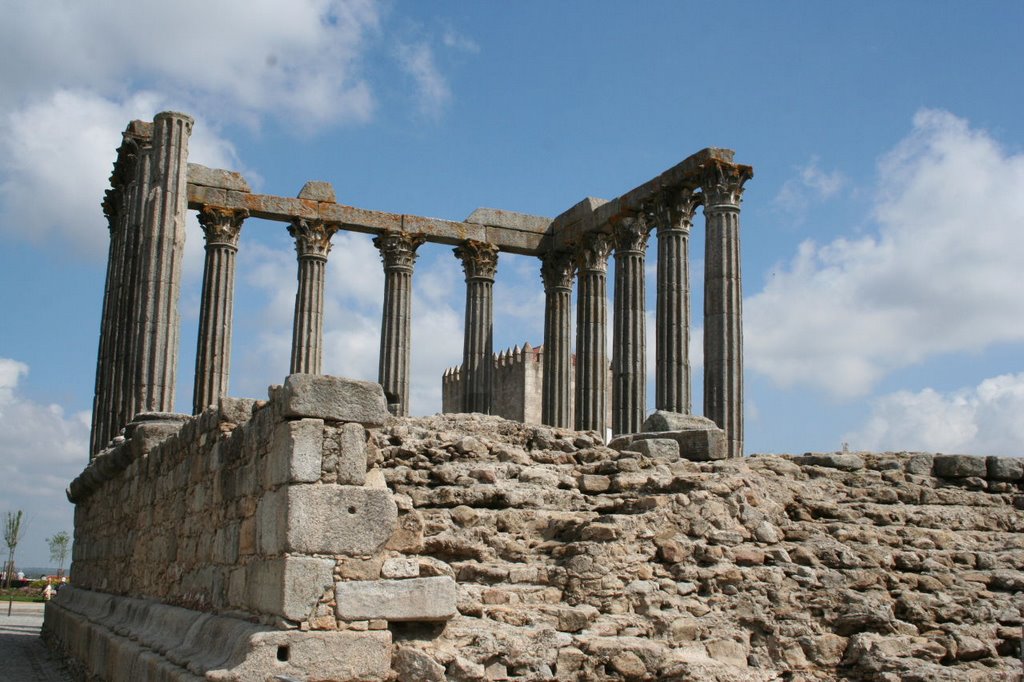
xmin=43 ymin=112 xmax=1022 ymax=681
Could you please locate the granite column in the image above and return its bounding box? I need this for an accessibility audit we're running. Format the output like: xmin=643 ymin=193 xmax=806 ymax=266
xmin=454 ymin=241 xmax=499 ymax=414
xmin=574 ymin=232 xmax=612 ymax=435
xmin=289 ymin=219 xmax=338 ymax=374
xmin=702 ymin=160 xmax=752 ymax=458
xmin=655 ymin=189 xmax=698 ymax=414
xmin=611 ymin=215 xmax=650 ymax=435
xmin=375 ymin=231 xmax=424 ymax=416
xmin=540 ymin=251 xmax=575 ymax=428
xmin=192 ymin=206 xmax=247 ymax=413
xmin=131 ymin=111 xmax=192 ymax=417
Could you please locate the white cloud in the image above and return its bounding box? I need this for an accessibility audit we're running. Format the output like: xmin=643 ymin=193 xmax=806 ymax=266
xmin=845 ymin=372 xmax=1024 ymax=456
xmin=748 ymin=110 xmax=1024 ymax=398
xmin=0 ymin=358 xmax=89 ymax=567
xmin=442 ymin=27 xmax=481 ymax=54
xmin=773 ymin=156 xmax=846 ymax=222
xmin=395 ymin=42 xmax=451 ymax=119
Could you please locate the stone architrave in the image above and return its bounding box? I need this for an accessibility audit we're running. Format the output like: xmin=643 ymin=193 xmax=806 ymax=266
xmin=701 ymin=160 xmax=752 ymax=458
xmin=574 ymin=232 xmax=612 ymax=435
xmin=131 ymin=112 xmax=193 ymax=418
xmin=289 ymin=218 xmax=339 ymax=375
xmin=611 ymin=214 xmax=650 ymax=436
xmin=654 ymin=188 xmax=699 ymax=415
xmin=454 ymin=241 xmax=499 ymax=414
xmin=374 ymin=231 xmax=425 ymax=416
xmin=192 ymin=206 xmax=247 ymax=414
xmin=540 ymin=251 xmax=576 ymax=428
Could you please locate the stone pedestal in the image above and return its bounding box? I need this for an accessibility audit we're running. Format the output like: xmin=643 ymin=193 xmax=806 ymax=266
xmin=702 ymin=161 xmax=751 ymax=458
xmin=574 ymin=232 xmax=612 ymax=435
xmin=455 ymin=241 xmax=499 ymax=414
xmin=193 ymin=206 xmax=246 ymax=414
xmin=375 ymin=231 xmax=424 ymax=416
xmin=541 ymin=251 xmax=575 ymax=428
xmin=611 ymin=215 xmax=650 ymax=436
xmin=655 ymin=189 xmax=697 ymax=414
xmin=289 ymin=219 xmax=338 ymax=375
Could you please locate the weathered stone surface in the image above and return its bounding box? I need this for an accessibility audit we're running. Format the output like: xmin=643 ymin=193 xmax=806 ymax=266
xmin=284 ymin=485 xmax=397 ymax=555
xmin=393 ymin=646 xmax=446 ymax=682
xmin=266 ymin=418 xmax=324 ymax=486
xmin=934 ymin=454 xmax=987 ymax=478
xmin=187 ymin=163 xmax=251 ymax=191
xmin=642 ymin=410 xmax=718 ymax=433
xmin=335 ymin=576 xmax=457 ymax=622
xmin=623 ymin=437 xmax=679 ymax=460
xmin=297 ymin=180 xmax=336 ymax=202
xmin=335 ymin=422 xmax=368 ymax=485
xmin=800 ymin=452 xmax=866 ymax=471
xmin=278 ymin=374 xmax=390 ymax=425
xmin=248 ymin=556 xmax=334 ymax=621
xmin=988 ymin=455 xmax=1024 ymax=481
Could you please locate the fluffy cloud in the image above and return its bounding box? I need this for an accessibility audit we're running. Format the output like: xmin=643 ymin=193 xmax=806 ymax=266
xmin=773 ymin=157 xmax=846 ymax=222
xmin=845 ymin=372 xmax=1024 ymax=456
xmin=748 ymin=110 xmax=1024 ymax=397
xmin=395 ymin=42 xmax=452 ymax=120
xmin=0 ymin=358 xmax=89 ymax=567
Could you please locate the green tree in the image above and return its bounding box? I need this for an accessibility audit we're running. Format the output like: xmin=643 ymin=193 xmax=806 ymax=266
xmin=3 ymin=510 xmax=24 ymax=589
xmin=47 ymin=531 xmax=71 ymax=579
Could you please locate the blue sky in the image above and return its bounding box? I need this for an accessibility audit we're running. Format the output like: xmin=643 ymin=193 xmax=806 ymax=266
xmin=1 ymin=1 xmax=1022 ymax=566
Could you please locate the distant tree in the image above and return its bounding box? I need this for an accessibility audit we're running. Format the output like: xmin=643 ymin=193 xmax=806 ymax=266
xmin=3 ymin=510 xmax=24 ymax=588
xmin=47 ymin=531 xmax=71 ymax=579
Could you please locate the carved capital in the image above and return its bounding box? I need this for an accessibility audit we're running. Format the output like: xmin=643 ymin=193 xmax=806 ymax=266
xmin=289 ymin=218 xmax=338 ymax=260
xmin=653 ymin=187 xmax=700 ymax=234
xmin=575 ymin=232 xmax=613 ymax=273
xmin=540 ymin=250 xmax=576 ymax=291
xmin=612 ymin=214 xmax=650 ymax=254
xmin=102 ymin=188 xmax=120 ymax=229
xmin=374 ymin=231 xmax=425 ymax=271
xmin=454 ymin=240 xmax=499 ymax=281
xmin=700 ymin=160 xmax=753 ymax=209
xmin=198 ymin=206 xmax=248 ymax=248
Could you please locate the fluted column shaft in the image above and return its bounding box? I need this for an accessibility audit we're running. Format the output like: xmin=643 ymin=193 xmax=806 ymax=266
xmin=455 ymin=241 xmax=499 ymax=414
xmin=193 ymin=207 xmax=246 ymax=414
xmin=575 ymin=233 xmax=612 ymax=435
xmin=656 ymin=190 xmax=697 ymax=414
xmin=131 ymin=111 xmax=192 ymax=417
xmin=290 ymin=219 xmax=337 ymax=374
xmin=702 ymin=161 xmax=751 ymax=458
xmin=375 ymin=231 xmax=424 ymax=416
xmin=541 ymin=251 xmax=576 ymax=428
xmin=612 ymin=216 xmax=650 ymax=435
xmin=90 ymin=188 xmax=126 ymax=456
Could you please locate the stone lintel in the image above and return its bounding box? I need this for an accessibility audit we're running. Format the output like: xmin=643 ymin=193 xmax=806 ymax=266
xmin=465 ymin=207 xmax=552 ymax=233
xmin=187 ymin=163 xmax=251 ymax=192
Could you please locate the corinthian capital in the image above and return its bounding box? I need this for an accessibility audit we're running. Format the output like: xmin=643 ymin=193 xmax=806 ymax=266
xmin=612 ymin=214 xmax=651 ymax=254
xmin=197 ymin=206 xmax=248 ymax=247
xmin=374 ymin=231 xmax=425 ymax=271
xmin=540 ymin=250 xmax=576 ymax=291
xmin=289 ymin=218 xmax=338 ymax=259
xmin=575 ymin=232 xmax=613 ymax=273
xmin=700 ymin=160 xmax=753 ymax=209
xmin=454 ymin=240 xmax=499 ymax=280
xmin=653 ymin=187 xmax=700 ymax=234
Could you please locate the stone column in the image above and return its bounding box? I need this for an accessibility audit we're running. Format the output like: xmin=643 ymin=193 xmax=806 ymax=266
xmin=90 ymin=188 xmax=125 ymax=456
xmin=131 ymin=111 xmax=193 ymax=417
xmin=574 ymin=232 xmax=612 ymax=435
xmin=374 ymin=231 xmax=425 ymax=416
xmin=611 ymin=215 xmax=650 ymax=436
xmin=540 ymin=251 xmax=575 ymax=428
xmin=702 ymin=160 xmax=752 ymax=458
xmin=655 ymin=188 xmax=698 ymax=414
xmin=192 ymin=206 xmax=247 ymax=414
xmin=454 ymin=240 xmax=499 ymax=414
xmin=289 ymin=218 xmax=338 ymax=375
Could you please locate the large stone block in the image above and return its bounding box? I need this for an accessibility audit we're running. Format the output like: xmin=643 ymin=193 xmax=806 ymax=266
xmin=987 ymin=456 xmax=1024 ymax=481
xmin=335 ymin=422 xmax=368 ymax=485
xmin=285 ymin=484 xmax=397 ymax=556
xmin=278 ymin=374 xmax=390 ymax=426
xmin=249 ymin=556 xmax=334 ymax=621
xmin=335 ymin=576 xmax=457 ymax=622
xmin=266 ymin=418 xmax=324 ymax=487
xmin=222 ymin=630 xmax=391 ymax=682
xmin=933 ymin=454 xmax=987 ymax=478
xmin=667 ymin=429 xmax=727 ymax=461
xmin=642 ymin=411 xmax=719 ymax=433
